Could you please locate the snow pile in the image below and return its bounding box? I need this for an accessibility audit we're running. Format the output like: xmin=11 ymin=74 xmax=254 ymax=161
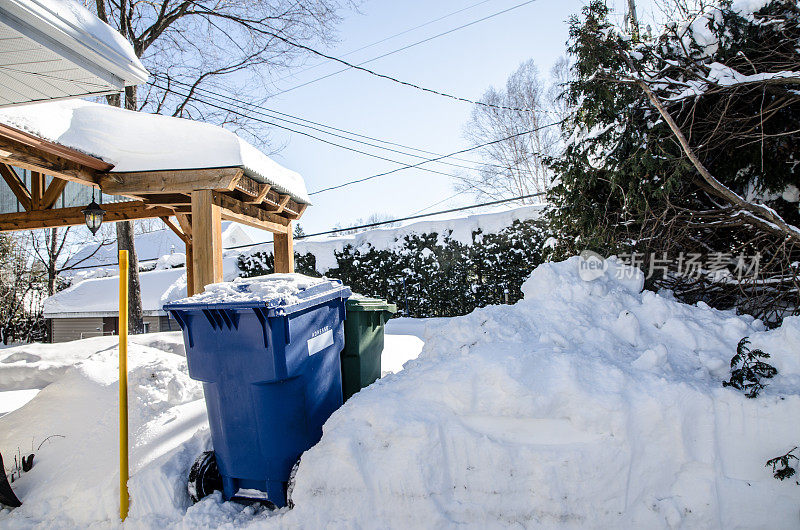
xmin=0 ymin=334 xmax=203 ymax=527
xmin=0 ymin=332 xmax=185 ymax=392
xmin=0 ymin=100 xmax=310 ymax=204
xmin=2 ymin=258 xmax=799 ymax=528
xmin=274 ymin=257 xmax=799 ymax=528
xmin=169 ymin=273 xmax=331 ymax=306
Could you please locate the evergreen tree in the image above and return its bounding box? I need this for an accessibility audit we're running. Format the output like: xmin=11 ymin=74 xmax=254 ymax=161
xmin=549 ymin=0 xmax=800 ymax=325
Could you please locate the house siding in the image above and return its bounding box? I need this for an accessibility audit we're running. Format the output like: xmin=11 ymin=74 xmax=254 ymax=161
xmin=49 ymin=315 xmax=177 ymax=342
xmin=50 ymin=317 xmax=104 ymax=343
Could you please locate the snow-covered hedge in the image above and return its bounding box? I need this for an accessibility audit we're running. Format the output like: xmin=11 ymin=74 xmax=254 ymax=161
xmin=237 ymin=218 xmax=550 ymax=317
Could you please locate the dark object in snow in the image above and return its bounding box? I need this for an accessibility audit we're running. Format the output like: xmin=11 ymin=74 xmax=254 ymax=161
xmin=766 ymin=447 xmax=798 ymax=482
xmin=21 ymin=454 xmax=34 ymax=473
xmin=188 ymin=451 xmax=223 ymax=503
xmin=723 ymin=337 xmax=777 ymax=398
xmin=285 ymin=458 xmax=300 ymax=509
xmin=0 ymin=452 xmax=22 ymax=507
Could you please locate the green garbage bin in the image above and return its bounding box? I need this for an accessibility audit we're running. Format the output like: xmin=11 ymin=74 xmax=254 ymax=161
xmin=341 ymin=295 xmax=397 ymax=401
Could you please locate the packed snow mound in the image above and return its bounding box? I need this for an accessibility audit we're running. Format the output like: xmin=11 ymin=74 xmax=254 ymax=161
xmin=274 ymin=257 xmax=799 ymax=528
xmin=0 ymin=332 xmax=185 ymax=391
xmin=169 ymin=273 xmax=332 ymax=306
xmin=1 ymin=259 xmax=798 ymax=528
xmin=0 ymin=339 xmax=204 ymax=527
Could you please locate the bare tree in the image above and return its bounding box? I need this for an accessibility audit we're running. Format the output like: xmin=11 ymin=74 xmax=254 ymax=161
xmin=89 ymin=0 xmax=354 ymax=333
xmin=28 ymin=227 xmax=116 ymax=296
xmin=458 ymin=60 xmax=560 ymax=203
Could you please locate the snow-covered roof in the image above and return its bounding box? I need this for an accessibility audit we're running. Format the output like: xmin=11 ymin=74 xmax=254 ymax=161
xmin=44 ymin=267 xmax=186 ymax=317
xmin=62 ymin=222 xmax=253 ymax=275
xmin=0 ymin=99 xmax=311 ymax=203
xmin=0 ymin=0 xmax=148 ymax=107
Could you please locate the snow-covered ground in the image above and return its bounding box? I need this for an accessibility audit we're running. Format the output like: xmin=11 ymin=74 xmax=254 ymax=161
xmin=1 ymin=259 xmax=799 ymax=528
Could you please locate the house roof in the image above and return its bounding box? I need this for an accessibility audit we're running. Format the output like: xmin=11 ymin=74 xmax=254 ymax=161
xmin=0 ymin=99 xmax=311 ymax=203
xmin=44 ymin=267 xmax=186 ymax=318
xmin=0 ymin=0 xmax=148 ymax=107
xmin=62 ymin=221 xmax=253 ymax=274
xmin=44 ymin=252 xmax=242 ymax=318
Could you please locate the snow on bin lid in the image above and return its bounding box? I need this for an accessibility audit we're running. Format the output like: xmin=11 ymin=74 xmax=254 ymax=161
xmin=167 ymin=273 xmax=344 ymax=309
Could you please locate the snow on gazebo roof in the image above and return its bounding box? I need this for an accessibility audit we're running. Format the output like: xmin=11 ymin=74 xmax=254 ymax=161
xmin=0 ymin=99 xmax=311 ymax=203
xmin=0 ymin=0 xmax=148 ymax=106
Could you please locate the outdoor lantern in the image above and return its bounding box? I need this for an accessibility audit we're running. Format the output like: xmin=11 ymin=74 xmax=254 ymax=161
xmin=82 ymin=190 xmax=105 ymax=235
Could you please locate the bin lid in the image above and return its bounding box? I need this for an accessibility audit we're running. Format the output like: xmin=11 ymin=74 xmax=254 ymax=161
xmin=346 ymin=294 xmax=397 ymax=313
xmin=163 ymin=274 xmax=351 ymax=316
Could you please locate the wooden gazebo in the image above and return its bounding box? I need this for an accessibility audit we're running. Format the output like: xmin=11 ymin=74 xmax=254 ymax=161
xmin=0 ymin=118 xmax=307 ymax=296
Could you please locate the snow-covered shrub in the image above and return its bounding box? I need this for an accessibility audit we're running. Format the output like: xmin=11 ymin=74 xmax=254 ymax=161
xmin=236 ymin=219 xmax=550 ymax=318
xmin=237 ymin=251 xmax=320 ymax=278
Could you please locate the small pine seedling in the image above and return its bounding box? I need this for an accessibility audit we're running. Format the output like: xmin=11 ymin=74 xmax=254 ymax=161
xmin=765 ymin=447 xmax=798 ymax=481
xmin=722 ymin=337 xmax=777 ymax=398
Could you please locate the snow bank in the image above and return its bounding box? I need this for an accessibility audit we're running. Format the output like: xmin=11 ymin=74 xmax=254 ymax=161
xmin=274 ymin=257 xmax=800 ymax=528
xmin=2 ymin=258 xmax=799 ymax=528
xmin=0 ymin=100 xmax=310 ymax=204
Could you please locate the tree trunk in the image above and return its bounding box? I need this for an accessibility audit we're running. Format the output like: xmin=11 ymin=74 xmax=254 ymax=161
xmin=47 ymin=227 xmax=57 ymax=296
xmin=116 ymin=85 xmax=144 ymax=333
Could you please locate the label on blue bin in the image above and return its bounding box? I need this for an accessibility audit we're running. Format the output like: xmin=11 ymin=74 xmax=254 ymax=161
xmin=308 ymin=326 xmax=333 ymax=356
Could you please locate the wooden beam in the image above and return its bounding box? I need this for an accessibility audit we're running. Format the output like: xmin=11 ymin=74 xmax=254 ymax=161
xmin=246 ymin=184 xmax=271 ymax=205
xmin=0 ymin=123 xmax=112 ymax=171
xmin=160 ymin=216 xmax=188 ymax=243
xmin=191 ymin=190 xmax=222 ymax=293
xmin=212 ymin=193 xmax=290 ymax=234
xmin=267 ymin=194 xmax=291 ymax=215
xmin=41 ymin=177 xmax=68 ymax=209
xmin=273 ymin=227 xmax=294 ymax=273
xmin=139 ymin=193 xmax=191 ymax=206
xmin=286 ymin=203 xmax=308 ymax=220
xmin=175 ymin=214 xmax=192 ymax=239
xmin=30 ymin=172 xmax=44 ymax=210
xmin=0 ymin=131 xmax=107 ymax=185
xmin=176 ymin=214 xmax=195 ymax=296
xmin=0 ymin=163 xmax=31 ymax=210
xmin=100 ymin=168 xmax=243 ymax=195
xmin=0 ymin=201 xmax=174 ymax=231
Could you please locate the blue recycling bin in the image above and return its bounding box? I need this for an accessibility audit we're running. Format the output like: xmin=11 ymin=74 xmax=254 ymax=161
xmin=164 ymin=277 xmax=351 ymax=508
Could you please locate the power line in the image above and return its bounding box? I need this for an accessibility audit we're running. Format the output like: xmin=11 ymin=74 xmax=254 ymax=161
xmin=272 ymin=0 xmax=541 ymax=98
xmin=309 ymin=118 xmax=565 ymax=195
xmin=228 ymin=192 xmax=546 ymax=249
xmin=152 ymin=77 xmax=512 ymax=171
xmin=66 ymin=193 xmax=545 ymax=270
xmin=270 ymin=0 xmax=495 ymax=85
xmin=149 ymin=86 xmax=564 ymax=196
xmin=188 ymin=2 xmax=540 ymax=113
xmin=151 ymin=82 xmax=464 ymax=179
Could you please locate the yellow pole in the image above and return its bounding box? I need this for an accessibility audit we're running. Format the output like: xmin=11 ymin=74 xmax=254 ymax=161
xmin=119 ymin=250 xmax=129 ymax=521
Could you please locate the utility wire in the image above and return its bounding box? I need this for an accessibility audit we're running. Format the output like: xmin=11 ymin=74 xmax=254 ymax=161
xmin=151 ymin=82 xmax=464 ymax=179
xmin=188 ymin=2 xmax=540 ymax=113
xmin=309 ymin=118 xmax=565 ymax=195
xmin=65 ymin=193 xmax=545 ymax=270
xmin=270 ymin=0 xmax=495 ymax=85
xmin=152 ymin=80 xmax=495 ymax=173
xmin=153 ymin=76 xmax=509 ymax=170
xmin=272 ymin=0 xmax=540 ymax=98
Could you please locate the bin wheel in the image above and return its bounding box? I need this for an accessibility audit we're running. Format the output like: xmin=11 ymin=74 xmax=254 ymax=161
xmin=188 ymin=451 xmax=223 ymax=503
xmin=286 ymin=458 xmax=301 ymax=509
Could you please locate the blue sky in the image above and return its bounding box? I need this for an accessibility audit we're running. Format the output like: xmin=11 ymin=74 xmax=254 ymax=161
xmin=258 ymin=0 xmax=655 ymax=235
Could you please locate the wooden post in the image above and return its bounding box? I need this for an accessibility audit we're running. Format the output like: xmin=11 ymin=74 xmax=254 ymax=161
xmin=273 ymin=223 xmax=294 ymax=273
xmin=175 ymin=214 xmax=195 ymax=297
xmin=191 ymin=191 xmax=222 ymax=293
xmin=30 ymin=171 xmax=44 ymax=210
